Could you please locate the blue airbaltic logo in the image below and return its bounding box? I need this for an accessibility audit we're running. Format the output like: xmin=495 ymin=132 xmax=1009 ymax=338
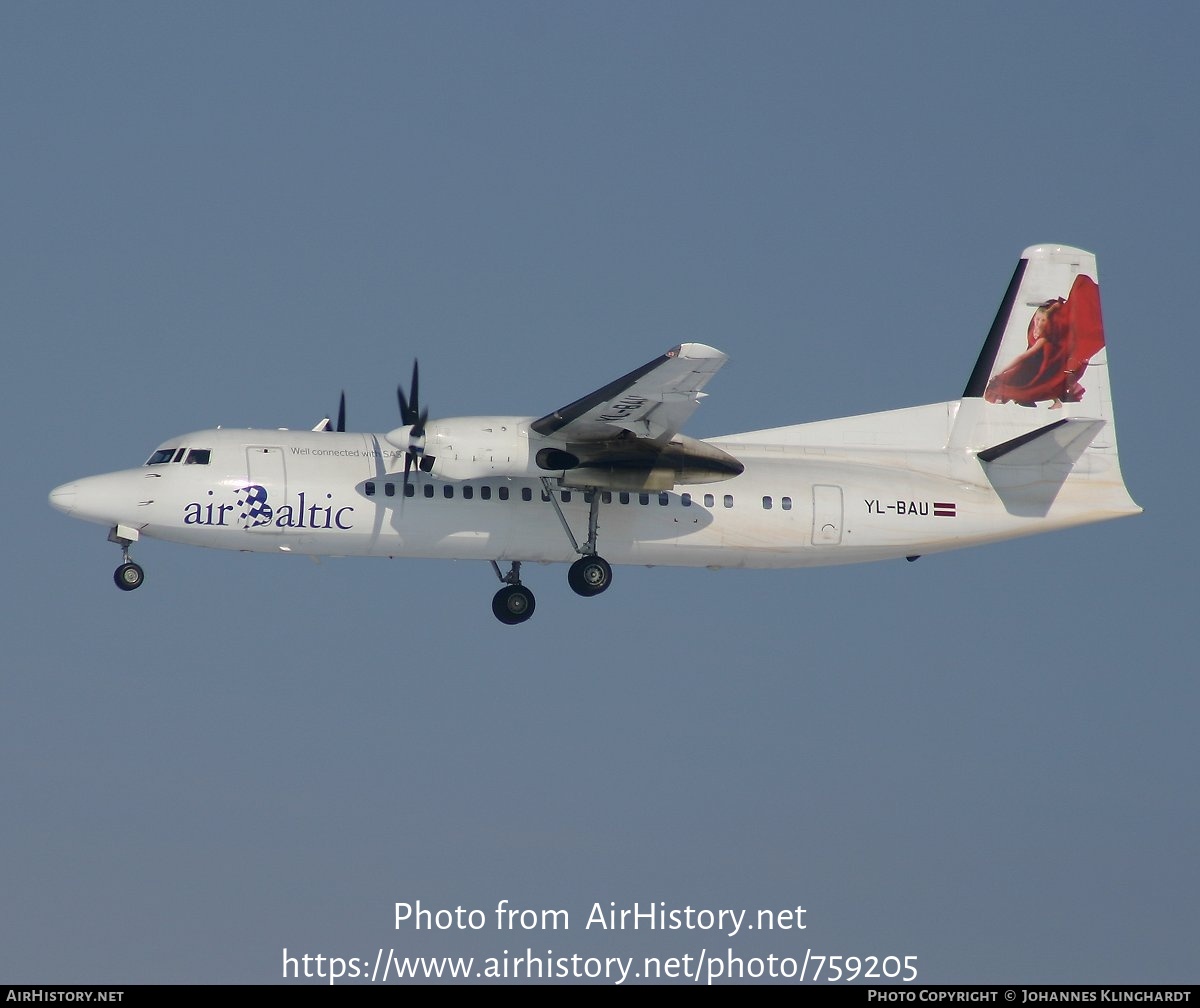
xmin=184 ymin=486 xmax=355 ymax=530
xmin=237 ymin=485 xmax=272 ymax=527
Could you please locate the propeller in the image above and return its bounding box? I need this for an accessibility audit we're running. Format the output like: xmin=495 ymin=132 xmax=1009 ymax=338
xmin=395 ymin=361 xmax=429 ymax=495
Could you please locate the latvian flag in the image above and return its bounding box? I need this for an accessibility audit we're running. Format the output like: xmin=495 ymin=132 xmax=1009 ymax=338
xmin=934 ymin=501 xmax=957 ymax=517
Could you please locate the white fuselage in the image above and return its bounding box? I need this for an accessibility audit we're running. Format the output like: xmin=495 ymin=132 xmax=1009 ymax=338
xmin=48 ymin=412 xmax=1138 ymax=572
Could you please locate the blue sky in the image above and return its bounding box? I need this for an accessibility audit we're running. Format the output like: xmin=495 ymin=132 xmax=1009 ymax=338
xmin=3 ymin=2 xmax=1195 ymax=985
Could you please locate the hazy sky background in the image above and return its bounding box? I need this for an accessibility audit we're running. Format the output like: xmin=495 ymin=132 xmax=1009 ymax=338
xmin=4 ymin=2 xmax=1195 ymax=985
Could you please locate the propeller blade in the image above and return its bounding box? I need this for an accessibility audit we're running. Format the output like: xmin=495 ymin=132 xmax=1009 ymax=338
xmin=394 ymin=359 xmax=428 ymax=501
xmin=402 ymin=450 xmax=414 ymax=500
xmin=397 ymin=360 xmax=422 ymax=427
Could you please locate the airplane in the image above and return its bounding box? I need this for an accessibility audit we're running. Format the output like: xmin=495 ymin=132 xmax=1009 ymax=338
xmin=49 ymin=244 xmax=1140 ymax=624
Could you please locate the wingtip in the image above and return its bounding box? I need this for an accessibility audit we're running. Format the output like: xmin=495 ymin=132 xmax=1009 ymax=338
xmin=675 ymin=342 xmax=726 ymax=361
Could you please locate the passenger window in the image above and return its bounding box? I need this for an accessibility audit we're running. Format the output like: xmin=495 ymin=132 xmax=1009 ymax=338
xmin=561 ymin=491 xmax=571 ymax=503
xmin=365 ymin=482 xmax=376 ymax=496
xmin=443 ymin=485 xmax=453 ymax=499
xmin=681 ymin=493 xmax=691 ymax=506
xmin=724 ymin=495 xmax=734 ymax=508
xmin=385 ymin=483 xmax=395 ymax=497
xmin=602 ymin=491 xmax=612 ymax=504
xmin=463 ymin=485 xmax=473 ymax=500
xmin=763 ymin=496 xmax=772 ymax=510
xmin=499 ymin=486 xmax=509 ymax=501
xmin=659 ymin=492 xmax=669 ymax=506
xmin=424 ymin=484 xmax=435 ymax=498
xmin=481 ymin=486 xmax=491 ymax=500
xmin=704 ymin=494 xmax=715 ymax=507
xmin=184 ymin=449 xmax=211 ymax=465
xmin=619 ymin=492 xmax=630 ymax=505
xmin=405 ymin=482 xmax=415 ymax=498
xmin=639 ymin=493 xmax=650 ymax=505
xmin=782 ymin=496 xmax=792 ymax=511
xmin=524 ymin=487 xmax=534 ymax=502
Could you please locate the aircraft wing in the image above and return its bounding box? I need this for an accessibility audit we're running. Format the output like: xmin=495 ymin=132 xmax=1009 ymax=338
xmin=530 ymin=343 xmax=727 ymax=444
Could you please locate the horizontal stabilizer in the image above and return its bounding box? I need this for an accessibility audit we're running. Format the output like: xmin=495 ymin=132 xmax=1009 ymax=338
xmin=978 ymin=417 xmax=1105 ymax=466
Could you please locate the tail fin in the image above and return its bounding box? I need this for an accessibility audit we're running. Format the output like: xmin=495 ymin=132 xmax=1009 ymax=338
xmin=951 ymin=245 xmax=1140 ymax=518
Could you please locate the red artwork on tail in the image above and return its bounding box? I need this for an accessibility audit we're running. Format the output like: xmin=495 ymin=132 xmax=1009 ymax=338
xmin=984 ymin=274 xmax=1105 ymax=407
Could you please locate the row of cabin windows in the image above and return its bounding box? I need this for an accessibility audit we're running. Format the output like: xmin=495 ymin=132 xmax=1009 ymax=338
xmin=363 ymin=481 xmax=793 ymax=511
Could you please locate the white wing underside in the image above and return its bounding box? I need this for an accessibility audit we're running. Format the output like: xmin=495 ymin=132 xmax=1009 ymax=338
xmin=530 ymin=342 xmax=727 ymax=444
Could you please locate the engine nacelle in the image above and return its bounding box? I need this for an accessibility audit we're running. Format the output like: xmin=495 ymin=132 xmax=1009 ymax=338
xmin=386 ymin=416 xmax=539 ymax=481
xmin=384 ymin=417 xmax=743 ymax=487
xmin=557 ymin=433 xmax=744 ymax=489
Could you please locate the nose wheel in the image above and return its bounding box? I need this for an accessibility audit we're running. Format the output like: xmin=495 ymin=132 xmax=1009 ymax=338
xmin=114 ymin=561 xmax=145 ymax=591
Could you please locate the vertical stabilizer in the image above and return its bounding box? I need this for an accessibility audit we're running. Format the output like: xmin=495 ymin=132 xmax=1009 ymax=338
xmin=951 ymin=245 xmax=1139 ymax=517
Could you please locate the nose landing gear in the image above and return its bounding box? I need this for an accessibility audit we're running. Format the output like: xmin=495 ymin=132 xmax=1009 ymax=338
xmin=114 ymin=561 xmax=144 ymax=591
xmin=108 ymin=526 xmax=144 ymax=591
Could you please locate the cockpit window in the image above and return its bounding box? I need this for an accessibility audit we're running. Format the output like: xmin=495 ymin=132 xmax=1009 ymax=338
xmin=184 ymin=449 xmax=211 ymax=465
xmin=146 ymin=448 xmax=177 ymax=465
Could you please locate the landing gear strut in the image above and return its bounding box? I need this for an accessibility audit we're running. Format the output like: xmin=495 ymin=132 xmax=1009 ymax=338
xmin=487 ymin=482 xmax=615 ymax=623
xmin=490 ymin=561 xmax=535 ymax=625
xmin=541 ymin=478 xmax=613 ymax=599
xmin=109 ymin=526 xmax=144 ymax=592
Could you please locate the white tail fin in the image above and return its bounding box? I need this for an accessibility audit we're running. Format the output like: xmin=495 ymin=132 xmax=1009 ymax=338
xmin=952 ymin=244 xmax=1139 ymax=517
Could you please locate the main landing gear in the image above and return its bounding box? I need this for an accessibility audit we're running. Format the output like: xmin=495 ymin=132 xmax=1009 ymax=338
xmin=487 ymin=480 xmax=614 ymax=625
xmin=109 ymin=526 xmax=144 ymax=591
xmin=542 ymin=477 xmax=613 ymax=598
xmin=567 ymin=554 xmax=612 ymax=597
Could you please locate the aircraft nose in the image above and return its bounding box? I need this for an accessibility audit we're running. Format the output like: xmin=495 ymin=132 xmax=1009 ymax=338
xmin=49 ymin=482 xmax=77 ymax=515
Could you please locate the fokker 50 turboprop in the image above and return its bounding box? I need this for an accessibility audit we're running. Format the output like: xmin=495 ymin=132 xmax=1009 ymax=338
xmin=50 ymin=245 xmax=1140 ymax=624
